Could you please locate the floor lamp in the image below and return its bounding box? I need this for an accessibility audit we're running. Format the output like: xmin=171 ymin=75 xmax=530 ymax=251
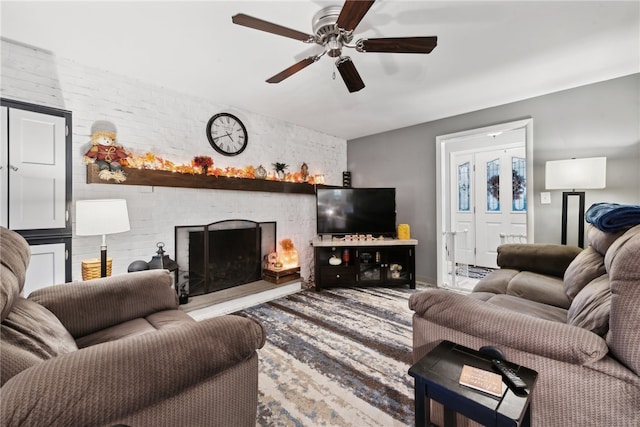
xmin=76 ymin=199 xmax=130 ymax=278
xmin=545 ymin=157 xmax=606 ymax=248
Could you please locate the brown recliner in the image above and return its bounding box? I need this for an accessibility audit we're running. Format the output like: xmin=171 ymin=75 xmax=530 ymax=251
xmin=409 ymin=224 xmax=640 ymax=426
xmin=1 ymin=226 xmax=265 ymax=426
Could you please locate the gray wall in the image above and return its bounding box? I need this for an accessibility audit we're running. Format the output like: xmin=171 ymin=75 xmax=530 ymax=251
xmin=347 ymin=73 xmax=640 ymax=284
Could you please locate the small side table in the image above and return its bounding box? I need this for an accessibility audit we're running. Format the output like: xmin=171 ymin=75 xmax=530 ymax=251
xmin=409 ymin=340 xmax=537 ymax=427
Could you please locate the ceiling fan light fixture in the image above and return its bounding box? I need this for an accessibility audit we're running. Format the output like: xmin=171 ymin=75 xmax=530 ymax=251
xmin=336 ymin=56 xmax=365 ymax=93
xmin=326 ymin=34 xmax=343 ymax=57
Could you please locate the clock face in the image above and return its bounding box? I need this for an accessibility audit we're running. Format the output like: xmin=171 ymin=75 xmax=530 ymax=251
xmin=206 ymin=113 xmax=248 ymax=156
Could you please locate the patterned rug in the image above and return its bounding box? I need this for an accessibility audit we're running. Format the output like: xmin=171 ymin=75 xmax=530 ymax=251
xmin=455 ymin=264 xmax=494 ymax=280
xmin=235 ymin=285 xmax=427 ymax=427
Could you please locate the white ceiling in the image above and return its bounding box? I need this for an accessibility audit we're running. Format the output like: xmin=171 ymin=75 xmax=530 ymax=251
xmin=2 ymin=1 xmax=639 ymax=140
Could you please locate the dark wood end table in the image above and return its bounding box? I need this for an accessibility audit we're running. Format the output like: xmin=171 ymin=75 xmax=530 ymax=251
xmin=409 ymin=340 xmax=537 ymax=427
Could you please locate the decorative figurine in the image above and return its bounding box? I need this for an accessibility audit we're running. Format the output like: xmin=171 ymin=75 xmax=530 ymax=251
xmin=83 ymin=120 xmax=129 ymax=182
xmin=300 ymin=162 xmax=309 ymax=181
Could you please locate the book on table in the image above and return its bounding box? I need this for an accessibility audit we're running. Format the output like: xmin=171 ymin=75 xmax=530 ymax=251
xmin=458 ymin=364 xmax=503 ymax=397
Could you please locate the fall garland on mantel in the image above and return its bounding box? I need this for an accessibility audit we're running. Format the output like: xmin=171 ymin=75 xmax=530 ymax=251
xmin=88 ymin=150 xmax=324 ymax=185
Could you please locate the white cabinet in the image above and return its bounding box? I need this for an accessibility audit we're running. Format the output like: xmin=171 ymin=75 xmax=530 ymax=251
xmin=5 ymin=108 xmax=67 ymax=230
xmin=23 ymin=240 xmax=68 ymax=296
xmin=1 ymin=105 xmax=68 ymax=230
xmin=1 ymin=99 xmax=72 ymax=290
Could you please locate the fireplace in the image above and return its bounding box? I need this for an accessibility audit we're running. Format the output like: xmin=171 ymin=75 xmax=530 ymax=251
xmin=175 ymin=220 xmax=276 ymax=296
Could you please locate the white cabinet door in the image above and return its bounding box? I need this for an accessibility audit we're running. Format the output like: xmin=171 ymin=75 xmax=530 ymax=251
xmin=8 ymin=108 xmax=66 ymax=230
xmin=24 ymin=242 xmax=67 ymax=296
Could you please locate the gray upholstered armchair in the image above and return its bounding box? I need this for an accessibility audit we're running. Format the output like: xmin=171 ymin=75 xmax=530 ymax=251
xmin=1 ymin=226 xmax=265 ymax=426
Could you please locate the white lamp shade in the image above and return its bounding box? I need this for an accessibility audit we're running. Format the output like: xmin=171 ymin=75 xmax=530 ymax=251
xmin=545 ymin=157 xmax=607 ymax=190
xmin=76 ymin=199 xmax=130 ymax=236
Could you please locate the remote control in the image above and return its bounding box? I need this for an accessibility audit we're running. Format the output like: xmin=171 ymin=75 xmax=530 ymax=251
xmin=492 ymin=359 xmax=527 ymax=390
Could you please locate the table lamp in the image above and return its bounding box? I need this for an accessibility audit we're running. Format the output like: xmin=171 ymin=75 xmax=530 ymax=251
xmin=76 ymin=199 xmax=130 ymax=277
xmin=545 ymin=157 xmax=606 ymax=247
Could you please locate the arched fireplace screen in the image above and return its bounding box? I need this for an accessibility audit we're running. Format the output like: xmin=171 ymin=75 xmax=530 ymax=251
xmin=175 ymin=220 xmax=276 ymax=296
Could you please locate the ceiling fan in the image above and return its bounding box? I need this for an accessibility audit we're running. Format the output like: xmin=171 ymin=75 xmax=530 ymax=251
xmin=232 ymin=0 xmax=437 ymax=93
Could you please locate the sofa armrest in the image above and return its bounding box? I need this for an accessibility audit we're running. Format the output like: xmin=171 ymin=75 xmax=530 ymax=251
xmin=28 ymin=270 xmax=177 ymax=338
xmin=409 ymin=289 xmax=608 ymax=365
xmin=0 ymin=314 xmax=265 ymax=427
xmin=497 ymin=243 xmax=583 ymax=278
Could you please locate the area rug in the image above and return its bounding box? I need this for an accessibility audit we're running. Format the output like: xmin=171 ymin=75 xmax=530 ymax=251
xmin=235 ymin=285 xmax=427 ymax=427
xmin=455 ymin=264 xmax=494 ymax=280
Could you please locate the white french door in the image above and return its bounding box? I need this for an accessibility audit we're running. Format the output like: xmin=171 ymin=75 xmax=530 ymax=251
xmin=451 ymin=151 xmax=475 ymax=266
xmin=436 ymin=119 xmax=533 ymax=288
xmin=449 ymin=131 xmax=527 ymax=269
xmin=474 ymin=146 xmax=527 ymax=267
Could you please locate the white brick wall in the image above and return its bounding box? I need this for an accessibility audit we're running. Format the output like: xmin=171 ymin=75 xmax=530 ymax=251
xmin=1 ymin=39 xmax=346 ymax=282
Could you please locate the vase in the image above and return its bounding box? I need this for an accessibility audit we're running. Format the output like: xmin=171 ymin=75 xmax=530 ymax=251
xmin=202 ymin=165 xmax=208 ymax=175
xmin=255 ymin=165 xmax=267 ymax=179
xmin=342 ymin=249 xmax=350 ymax=266
xmin=276 ymin=170 xmax=285 ymax=180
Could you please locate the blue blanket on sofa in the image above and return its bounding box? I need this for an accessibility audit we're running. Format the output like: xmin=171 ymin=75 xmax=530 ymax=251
xmin=585 ymin=202 xmax=640 ymax=232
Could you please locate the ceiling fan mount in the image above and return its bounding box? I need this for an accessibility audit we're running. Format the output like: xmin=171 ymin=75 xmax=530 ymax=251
xmin=232 ymin=0 xmax=437 ymax=93
xmin=311 ymin=5 xmax=354 ymax=57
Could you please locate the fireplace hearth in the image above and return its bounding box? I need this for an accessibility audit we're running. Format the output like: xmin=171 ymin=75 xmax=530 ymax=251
xmin=175 ymin=220 xmax=276 ymax=297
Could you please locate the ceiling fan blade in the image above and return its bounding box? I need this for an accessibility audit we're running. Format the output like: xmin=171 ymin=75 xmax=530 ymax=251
xmin=336 ymin=0 xmax=375 ymax=32
xmin=266 ymin=57 xmax=319 ymax=83
xmin=232 ymin=13 xmax=314 ymax=42
xmin=358 ymin=37 xmax=438 ymax=54
xmin=336 ymin=57 xmax=365 ymax=93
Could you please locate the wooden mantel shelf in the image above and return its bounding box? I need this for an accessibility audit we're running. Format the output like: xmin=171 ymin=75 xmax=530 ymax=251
xmin=86 ymin=164 xmax=335 ymax=194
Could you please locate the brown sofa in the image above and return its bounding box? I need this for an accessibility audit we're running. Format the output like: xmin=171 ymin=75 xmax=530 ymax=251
xmin=1 ymin=227 xmax=265 ymax=426
xmin=409 ymin=224 xmax=640 ymax=426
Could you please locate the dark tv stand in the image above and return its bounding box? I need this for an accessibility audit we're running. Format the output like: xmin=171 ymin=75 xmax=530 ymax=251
xmin=312 ymin=237 xmax=418 ymax=290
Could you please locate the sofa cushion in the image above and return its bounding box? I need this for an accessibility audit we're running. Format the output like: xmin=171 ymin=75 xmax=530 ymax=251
xmin=145 ymin=309 xmax=195 ymax=330
xmin=467 ymin=291 xmax=496 ymax=302
xmin=496 ymin=243 xmax=582 ymax=278
xmin=472 ymin=269 xmax=518 ymax=294
xmin=507 ymin=271 xmax=572 ymax=309
xmin=563 ymin=246 xmax=606 ymax=300
xmin=1 ymin=298 xmax=77 ymax=385
xmin=29 ymin=270 xmax=177 ymax=338
xmin=75 ymin=317 xmax=157 ymax=348
xmin=605 ymin=225 xmax=640 ymax=375
xmin=567 ymin=275 xmax=611 ymax=336
xmin=486 ymin=294 xmax=568 ymax=323
xmin=586 ymin=224 xmax=628 ymax=255
xmin=75 ymin=310 xmax=195 ymax=348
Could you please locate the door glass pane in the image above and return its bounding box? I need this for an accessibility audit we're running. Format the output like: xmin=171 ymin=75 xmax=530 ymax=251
xmin=458 ymin=162 xmax=470 ymax=212
xmin=486 ymin=159 xmax=500 ymax=211
xmin=512 ymin=156 xmax=527 ymax=212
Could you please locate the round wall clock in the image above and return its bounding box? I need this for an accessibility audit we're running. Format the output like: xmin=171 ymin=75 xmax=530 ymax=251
xmin=206 ymin=113 xmax=248 ymax=156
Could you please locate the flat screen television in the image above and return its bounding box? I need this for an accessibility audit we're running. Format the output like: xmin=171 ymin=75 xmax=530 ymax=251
xmin=316 ymin=188 xmax=396 ymax=237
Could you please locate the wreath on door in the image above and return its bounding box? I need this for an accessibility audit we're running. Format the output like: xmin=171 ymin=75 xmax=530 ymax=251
xmin=487 ymin=170 xmax=525 ymax=201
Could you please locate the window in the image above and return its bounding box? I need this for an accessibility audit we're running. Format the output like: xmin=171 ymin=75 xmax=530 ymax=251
xmin=486 ymin=159 xmax=500 ymax=211
xmin=457 ymin=162 xmax=470 ymax=212
xmin=512 ymin=156 xmax=526 ymax=212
